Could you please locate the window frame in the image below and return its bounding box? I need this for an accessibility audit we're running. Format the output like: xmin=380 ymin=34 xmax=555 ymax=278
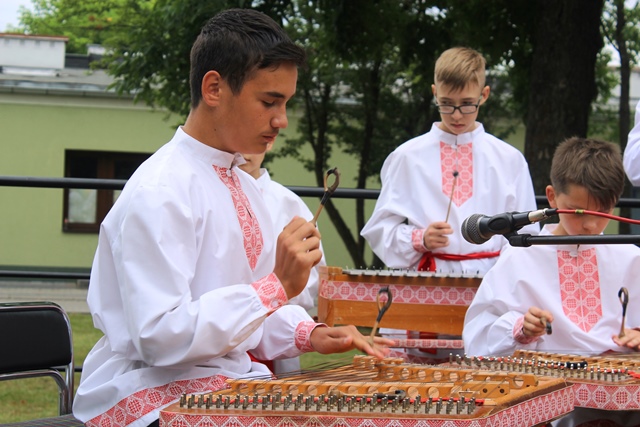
xmin=63 ymin=150 xmax=150 ymax=233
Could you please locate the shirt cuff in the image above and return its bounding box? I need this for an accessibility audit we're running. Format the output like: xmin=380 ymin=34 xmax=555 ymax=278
xmin=412 ymin=228 xmax=428 ymax=253
xmin=513 ymin=316 xmax=540 ymax=344
xmin=251 ymin=273 xmax=288 ymax=314
xmin=295 ymin=321 xmax=326 ymax=352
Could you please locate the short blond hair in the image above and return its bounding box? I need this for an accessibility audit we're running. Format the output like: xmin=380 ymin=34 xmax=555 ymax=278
xmin=434 ymin=47 xmax=486 ymax=91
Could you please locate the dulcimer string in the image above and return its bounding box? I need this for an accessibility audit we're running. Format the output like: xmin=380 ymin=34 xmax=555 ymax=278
xmin=253 ymin=356 xmax=513 ymax=403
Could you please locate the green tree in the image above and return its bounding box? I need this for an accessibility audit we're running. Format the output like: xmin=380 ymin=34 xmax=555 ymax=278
xmin=441 ymin=1 xmax=605 ymax=195
xmin=17 ymin=0 xmax=135 ymax=54
xmin=600 ymin=0 xmax=640 ymax=233
xmin=20 ymin=0 xmax=628 ymax=263
xmin=279 ymin=0 xmax=455 ymax=267
xmin=103 ymin=0 xmax=295 ymax=117
xmin=602 ymin=0 xmax=640 ymax=148
xmin=12 ymin=0 xmax=294 ymax=114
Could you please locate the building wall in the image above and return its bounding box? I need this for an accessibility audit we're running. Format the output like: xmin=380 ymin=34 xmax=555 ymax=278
xmin=0 ymin=91 xmax=363 ymax=270
xmin=0 ymin=34 xmax=68 ymax=69
xmin=0 ymin=93 xmax=178 ymax=268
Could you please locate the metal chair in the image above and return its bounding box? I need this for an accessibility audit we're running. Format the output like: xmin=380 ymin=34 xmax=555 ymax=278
xmin=0 ymin=301 xmax=75 ymax=416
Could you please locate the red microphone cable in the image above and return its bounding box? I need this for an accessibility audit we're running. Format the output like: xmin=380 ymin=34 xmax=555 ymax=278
xmin=555 ymin=209 xmax=640 ymax=225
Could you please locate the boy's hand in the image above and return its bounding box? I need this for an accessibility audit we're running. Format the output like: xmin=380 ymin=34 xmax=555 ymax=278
xmin=612 ymin=329 xmax=640 ymax=351
xmin=522 ymin=307 xmax=554 ymax=338
xmin=274 ymin=216 xmax=322 ymax=299
xmin=309 ymin=325 xmax=394 ymax=359
xmin=423 ymin=221 xmax=453 ymax=250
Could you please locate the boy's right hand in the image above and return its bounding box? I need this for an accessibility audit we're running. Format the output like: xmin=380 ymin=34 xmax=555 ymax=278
xmin=523 ymin=307 xmax=554 ymax=338
xmin=423 ymin=221 xmax=453 ymax=250
xmin=273 ymin=216 xmax=323 ymax=300
xmin=310 ymin=325 xmax=394 ymax=359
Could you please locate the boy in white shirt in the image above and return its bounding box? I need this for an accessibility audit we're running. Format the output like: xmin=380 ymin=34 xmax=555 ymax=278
xmin=361 ymin=47 xmax=537 ymax=361
xmin=464 ymin=137 xmax=640 ymax=427
xmin=623 ymin=99 xmax=640 ymax=185
xmin=240 ymin=146 xmax=327 ymax=373
xmin=73 ymin=9 xmax=391 ymax=427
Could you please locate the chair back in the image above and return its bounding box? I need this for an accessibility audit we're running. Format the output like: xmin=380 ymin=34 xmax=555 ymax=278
xmin=0 ymin=301 xmax=74 ymax=415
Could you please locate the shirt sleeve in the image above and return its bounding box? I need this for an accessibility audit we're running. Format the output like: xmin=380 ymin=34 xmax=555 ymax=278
xmin=624 ymin=100 xmax=640 ymax=186
xmin=360 ymin=153 xmax=427 ymax=269
xmin=288 ymin=251 xmax=325 ymax=311
xmin=462 ymin=254 xmax=540 ymax=356
xmin=509 ymin=154 xmax=540 ymax=236
xmin=269 ymin=184 xmax=325 ymax=311
xmin=249 ymin=306 xmax=321 ymax=360
xmin=104 ymin=183 xmax=302 ymax=367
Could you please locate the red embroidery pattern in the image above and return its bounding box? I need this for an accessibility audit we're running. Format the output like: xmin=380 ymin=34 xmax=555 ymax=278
xmin=411 ymin=229 xmax=427 ymax=252
xmin=319 ymin=279 xmax=477 ymax=306
xmin=86 ymin=375 xmax=229 ymax=427
xmin=294 ymin=321 xmax=318 ymax=352
xmin=573 ymin=382 xmax=640 ymax=410
xmin=251 ymin=273 xmax=288 ymax=312
xmin=557 ymin=248 xmax=602 ymax=332
xmin=513 ymin=315 xmax=539 ymax=345
xmin=214 ymin=166 xmax=263 ymax=270
xmin=440 ymin=141 xmax=473 ymax=206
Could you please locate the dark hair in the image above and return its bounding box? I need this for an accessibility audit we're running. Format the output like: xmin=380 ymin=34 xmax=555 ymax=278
xmin=550 ymin=136 xmax=624 ymax=210
xmin=189 ymin=8 xmax=306 ymax=108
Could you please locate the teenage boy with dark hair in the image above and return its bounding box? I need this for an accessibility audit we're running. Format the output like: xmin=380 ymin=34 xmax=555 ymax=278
xmin=73 ymin=9 xmax=391 ymax=427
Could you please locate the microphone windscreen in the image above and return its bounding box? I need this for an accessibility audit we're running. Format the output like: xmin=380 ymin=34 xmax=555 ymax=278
xmin=461 ymin=213 xmax=488 ymax=244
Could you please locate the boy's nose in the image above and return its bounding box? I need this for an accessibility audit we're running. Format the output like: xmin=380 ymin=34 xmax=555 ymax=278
xmin=582 ymin=216 xmax=599 ymax=233
xmin=271 ymin=109 xmax=288 ymax=129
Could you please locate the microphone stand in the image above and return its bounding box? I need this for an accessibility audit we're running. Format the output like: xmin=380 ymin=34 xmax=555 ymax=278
xmin=506 ymin=232 xmax=640 ymax=247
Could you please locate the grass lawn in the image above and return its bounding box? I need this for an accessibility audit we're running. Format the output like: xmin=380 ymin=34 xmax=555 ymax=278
xmin=0 ymin=313 xmax=362 ymax=423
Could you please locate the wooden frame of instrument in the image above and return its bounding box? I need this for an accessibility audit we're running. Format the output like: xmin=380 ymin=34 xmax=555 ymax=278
xmin=160 ymin=355 xmax=574 ymax=427
xmin=317 ymin=266 xmax=481 ymax=335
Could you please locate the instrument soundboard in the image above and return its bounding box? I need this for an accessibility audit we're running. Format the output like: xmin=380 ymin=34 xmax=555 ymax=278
xmin=159 ymin=355 xmax=573 ymax=427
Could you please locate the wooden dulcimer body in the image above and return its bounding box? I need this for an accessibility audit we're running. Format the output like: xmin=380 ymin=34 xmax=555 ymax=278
xmin=317 ymin=266 xmax=482 ymax=351
xmin=160 ymin=355 xmax=573 ymax=427
xmin=514 ymin=350 xmax=640 ymax=411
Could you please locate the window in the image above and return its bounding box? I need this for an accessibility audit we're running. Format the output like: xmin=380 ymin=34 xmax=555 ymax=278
xmin=63 ymin=150 xmax=151 ymax=233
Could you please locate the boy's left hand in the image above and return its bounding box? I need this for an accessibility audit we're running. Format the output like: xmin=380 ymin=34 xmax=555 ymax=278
xmin=612 ymin=329 xmax=640 ymax=351
xmin=310 ymin=325 xmax=394 ymax=359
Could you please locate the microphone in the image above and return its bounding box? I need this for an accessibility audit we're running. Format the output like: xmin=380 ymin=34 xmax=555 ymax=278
xmin=461 ymin=208 xmax=557 ymax=244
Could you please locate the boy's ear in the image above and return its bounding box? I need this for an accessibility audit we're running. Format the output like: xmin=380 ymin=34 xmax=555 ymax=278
xmin=201 ymin=71 xmax=223 ymax=107
xmin=431 ymin=84 xmax=437 ymax=97
xmin=480 ymin=85 xmax=490 ymax=104
xmin=546 ymin=185 xmax=557 ymax=208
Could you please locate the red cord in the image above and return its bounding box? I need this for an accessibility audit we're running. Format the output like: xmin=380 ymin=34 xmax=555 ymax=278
xmin=555 ymin=209 xmax=640 ymax=225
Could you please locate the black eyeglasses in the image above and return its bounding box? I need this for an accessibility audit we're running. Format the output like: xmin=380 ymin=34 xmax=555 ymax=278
xmin=434 ymin=97 xmax=482 ymax=114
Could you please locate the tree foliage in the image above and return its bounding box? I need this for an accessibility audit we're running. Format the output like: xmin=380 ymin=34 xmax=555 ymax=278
xmin=599 ymin=0 xmax=640 ymax=234
xmin=16 ymin=0 xmax=134 ymax=53
xmin=281 ymin=0 xmax=447 ymax=267
xmin=601 ymin=0 xmax=640 ymax=147
xmin=16 ymin=0 xmax=640 ymax=265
